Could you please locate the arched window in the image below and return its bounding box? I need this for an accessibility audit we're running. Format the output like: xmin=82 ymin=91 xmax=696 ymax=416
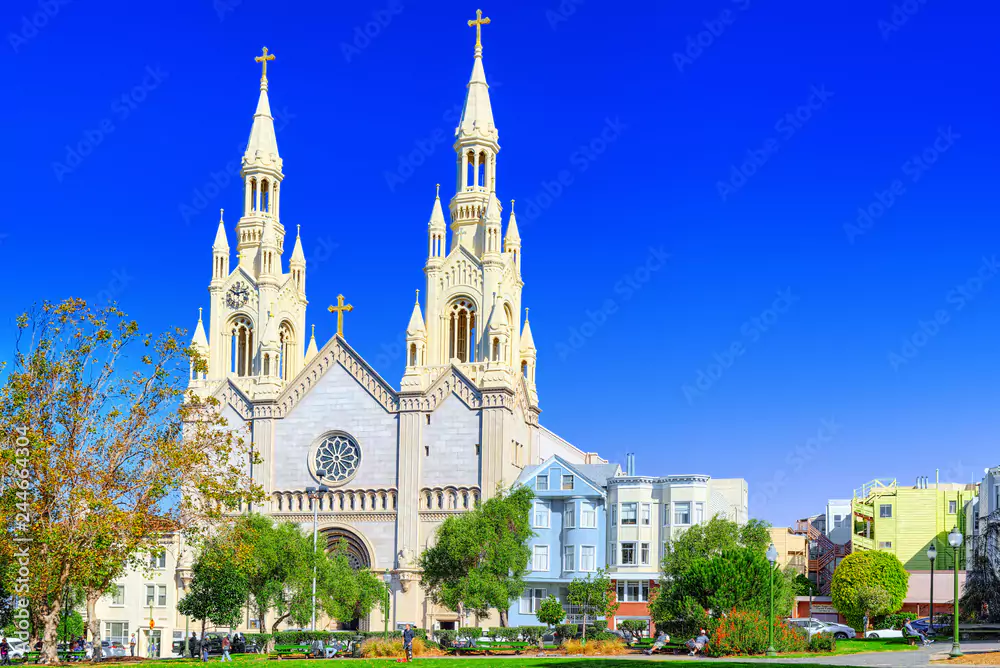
xmin=522 ymin=360 xmax=529 ymax=378
xmin=466 ymin=150 xmax=476 ymax=189
xmin=230 ymin=316 xmax=254 ymax=377
xmin=409 ymin=343 xmax=417 ymax=366
xmin=492 ymin=337 xmax=500 ymax=362
xmin=448 ymin=298 xmax=476 ymax=363
xmin=250 ymin=179 xmax=258 ymax=211
xmin=279 ymin=321 xmax=295 ymax=380
xmin=261 ymin=179 xmax=270 ymax=213
xmin=478 ymin=151 xmax=487 ymax=190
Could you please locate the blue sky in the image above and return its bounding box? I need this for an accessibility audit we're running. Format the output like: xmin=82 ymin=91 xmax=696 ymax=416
xmin=4 ymin=0 xmax=998 ymax=527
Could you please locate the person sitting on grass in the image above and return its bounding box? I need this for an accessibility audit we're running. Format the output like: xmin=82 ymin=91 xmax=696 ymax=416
xmin=643 ymin=630 xmax=670 ymax=655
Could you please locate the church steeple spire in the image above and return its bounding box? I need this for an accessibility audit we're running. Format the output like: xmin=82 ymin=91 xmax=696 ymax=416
xmin=237 ymin=47 xmax=286 ymax=273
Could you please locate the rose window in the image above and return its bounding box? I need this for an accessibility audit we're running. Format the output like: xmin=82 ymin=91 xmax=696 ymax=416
xmin=313 ymin=433 xmax=361 ymax=483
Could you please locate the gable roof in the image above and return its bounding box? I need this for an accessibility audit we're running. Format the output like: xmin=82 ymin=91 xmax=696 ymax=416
xmin=516 ymin=455 xmax=614 ymax=496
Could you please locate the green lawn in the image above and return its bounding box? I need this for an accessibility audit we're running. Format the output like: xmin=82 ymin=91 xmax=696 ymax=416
xmin=140 ymin=660 xmax=834 ymax=668
xmin=739 ymin=637 xmax=919 ymax=658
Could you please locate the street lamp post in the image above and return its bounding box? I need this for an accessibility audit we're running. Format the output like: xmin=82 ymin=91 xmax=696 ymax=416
xmin=947 ymin=527 xmax=963 ymax=658
xmin=927 ymin=543 xmax=937 ymax=637
xmin=307 ymin=472 xmax=329 ymax=633
xmin=766 ymin=543 xmax=778 ymax=657
xmin=382 ymin=570 xmax=393 ymax=641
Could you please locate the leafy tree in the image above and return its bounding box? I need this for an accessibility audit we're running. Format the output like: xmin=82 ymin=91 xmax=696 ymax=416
xmin=651 ymin=547 xmax=792 ymax=638
xmin=177 ymin=541 xmax=248 ymax=643
xmin=536 ymin=595 xmax=566 ymax=630
xmin=566 ymin=569 xmax=618 ymax=642
xmin=57 ymin=610 xmax=84 ymax=641
xmin=830 ymin=551 xmax=908 ymax=631
xmin=320 ymin=540 xmax=388 ymax=626
xmin=419 ymin=485 xmax=534 ymax=626
xmin=660 ymin=516 xmax=772 ymax=581
xmin=791 ymin=571 xmax=819 ymax=596
xmin=0 ymin=300 xmax=261 ymax=662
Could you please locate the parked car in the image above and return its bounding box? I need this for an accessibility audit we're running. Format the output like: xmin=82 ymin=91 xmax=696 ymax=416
xmin=911 ymin=616 xmax=949 ymax=636
xmin=4 ymin=638 xmax=29 ymax=660
xmin=785 ymin=618 xmax=855 ymax=640
xmin=865 ymin=628 xmax=903 ymax=639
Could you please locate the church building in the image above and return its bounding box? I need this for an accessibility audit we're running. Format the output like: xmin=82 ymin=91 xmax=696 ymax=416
xmin=186 ymin=14 xmax=609 ymax=631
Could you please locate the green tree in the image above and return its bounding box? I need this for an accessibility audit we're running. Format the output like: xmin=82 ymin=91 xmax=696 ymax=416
xmin=566 ymin=569 xmax=618 ymax=642
xmin=791 ymin=571 xmax=819 ymax=596
xmin=651 ymin=547 xmax=792 ymax=638
xmin=618 ymin=618 xmax=648 ymax=639
xmin=660 ymin=516 xmax=771 ymax=581
xmin=535 ymin=595 xmax=566 ymax=630
xmin=830 ymin=551 xmax=908 ymax=632
xmin=57 ymin=611 xmax=84 ymax=641
xmin=177 ymin=541 xmax=248 ymax=643
xmin=320 ymin=540 xmax=387 ymax=625
xmin=419 ymin=485 xmax=534 ymax=626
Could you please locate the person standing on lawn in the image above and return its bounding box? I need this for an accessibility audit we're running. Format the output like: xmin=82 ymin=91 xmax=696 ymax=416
xmin=402 ymin=624 xmax=415 ymax=662
xmin=221 ymin=635 xmax=232 ymax=662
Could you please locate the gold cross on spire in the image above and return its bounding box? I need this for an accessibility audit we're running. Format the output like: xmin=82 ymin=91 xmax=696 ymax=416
xmin=327 ymin=294 xmax=354 ymax=338
xmin=255 ymin=47 xmax=275 ymax=82
xmin=468 ymin=9 xmax=491 ymax=51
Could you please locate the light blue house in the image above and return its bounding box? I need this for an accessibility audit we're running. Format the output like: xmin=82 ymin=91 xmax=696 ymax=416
xmin=507 ymin=456 xmax=620 ymax=627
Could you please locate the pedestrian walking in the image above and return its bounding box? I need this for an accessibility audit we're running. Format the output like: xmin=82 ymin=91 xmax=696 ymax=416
xmin=221 ymin=635 xmax=232 ymax=662
xmin=129 ymin=634 xmax=136 ymax=657
xmin=1 ymin=637 xmax=12 ymax=667
xmin=402 ymin=624 xmax=414 ymax=662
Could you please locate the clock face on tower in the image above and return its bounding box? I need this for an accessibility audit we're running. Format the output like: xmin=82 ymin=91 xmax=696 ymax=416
xmin=226 ymin=281 xmax=251 ymax=309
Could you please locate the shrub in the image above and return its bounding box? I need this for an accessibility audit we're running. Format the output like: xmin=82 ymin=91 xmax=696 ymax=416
xmin=436 ymin=630 xmax=456 ymax=647
xmin=561 ymin=638 xmax=628 ymax=655
xmin=831 ymin=551 xmax=909 ymax=632
xmin=458 ymin=626 xmax=483 ymax=639
xmin=359 ymin=637 xmax=427 ymax=658
xmin=519 ymin=626 xmax=546 ymax=644
xmin=490 ymin=626 xmax=520 ymax=641
xmin=555 ymin=623 xmax=577 ymax=641
xmin=591 ymin=620 xmax=608 ymax=632
xmin=536 ymin=595 xmax=566 ymax=629
xmin=808 ymin=632 xmax=837 ymax=652
xmin=706 ymin=609 xmax=807 ymax=657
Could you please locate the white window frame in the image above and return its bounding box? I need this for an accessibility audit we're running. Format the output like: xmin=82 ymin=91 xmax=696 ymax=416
xmin=532 ymin=544 xmax=550 ymax=572
xmin=564 ymin=501 xmax=576 ymax=529
xmin=878 ymin=541 xmax=892 ymax=549
xmin=615 ymin=580 xmax=650 ymax=603
xmin=533 ymin=500 xmax=550 ymax=529
xmin=674 ymin=501 xmax=691 ymax=526
xmin=879 ymin=504 xmax=892 ymax=518
xmin=609 ymin=542 xmax=616 ymax=566
xmin=620 ymin=541 xmax=637 ymax=566
xmin=157 ymin=584 xmax=167 ymax=607
xmin=641 ymin=503 xmax=651 ymax=525
xmin=621 ymin=502 xmax=637 ymax=526
xmin=611 ymin=504 xmax=617 ymax=526
xmin=145 ymin=584 xmax=156 ymax=607
xmin=580 ymin=545 xmax=596 ymax=572
xmin=563 ymin=545 xmax=576 ymax=572
xmin=640 ymin=542 xmax=650 ymax=565
xmin=662 ymin=502 xmax=669 ymax=526
xmin=110 ymin=585 xmax=125 ymax=607
xmin=694 ymin=501 xmax=705 ymax=525
xmin=519 ymin=587 xmax=547 ymax=614
xmin=948 ymin=500 xmax=957 ymax=514
xmin=581 ymin=502 xmax=597 ymax=528
xmin=561 ymin=474 xmax=575 ymax=490
xmin=536 ymin=475 xmax=549 ymax=491
xmin=104 ymin=621 xmax=129 ymax=645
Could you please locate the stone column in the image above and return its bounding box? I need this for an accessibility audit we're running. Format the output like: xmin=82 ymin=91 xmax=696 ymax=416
xmin=395 ymin=406 xmax=423 ymax=626
xmin=251 ymin=414 xmax=274 ymax=512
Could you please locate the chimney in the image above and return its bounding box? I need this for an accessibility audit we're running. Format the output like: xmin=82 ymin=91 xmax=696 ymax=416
xmin=626 ymin=453 xmax=635 ymax=476
xmin=936 ymin=469 xmax=940 ymax=489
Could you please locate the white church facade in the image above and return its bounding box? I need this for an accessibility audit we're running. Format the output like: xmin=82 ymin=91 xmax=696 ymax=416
xmin=185 ymin=19 xmax=608 ymax=631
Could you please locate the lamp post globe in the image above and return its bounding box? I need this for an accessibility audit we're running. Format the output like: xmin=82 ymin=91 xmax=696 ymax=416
xmin=766 ymin=543 xmax=778 ymax=657
xmin=927 ymin=544 xmax=937 ymax=638
xmin=947 ymin=527 xmax=963 ymax=658
xmin=382 ymin=570 xmax=393 ymax=640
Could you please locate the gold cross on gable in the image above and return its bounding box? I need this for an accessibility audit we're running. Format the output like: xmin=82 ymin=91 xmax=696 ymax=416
xmin=255 ymin=47 xmax=275 ymax=82
xmin=327 ymin=294 xmax=354 ymax=337
xmin=468 ymin=9 xmax=491 ymax=50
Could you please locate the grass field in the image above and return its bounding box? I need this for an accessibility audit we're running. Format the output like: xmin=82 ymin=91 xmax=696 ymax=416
xmin=748 ymin=637 xmax=919 ymax=658
xmin=137 ymin=659 xmax=836 ymax=667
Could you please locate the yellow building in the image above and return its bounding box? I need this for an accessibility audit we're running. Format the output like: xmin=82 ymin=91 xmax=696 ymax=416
xmin=851 ymin=477 xmax=976 ymax=570
xmin=769 ymin=527 xmax=808 ymax=576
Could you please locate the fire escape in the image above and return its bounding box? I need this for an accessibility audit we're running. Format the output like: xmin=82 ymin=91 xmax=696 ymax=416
xmin=794 ymin=519 xmax=851 ymax=595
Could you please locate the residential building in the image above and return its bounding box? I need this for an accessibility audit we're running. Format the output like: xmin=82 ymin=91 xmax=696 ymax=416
xmin=605 ymin=470 xmax=748 ymax=633
xmin=769 ymin=527 xmax=807 ymax=576
xmin=793 ymin=499 xmax=852 ymax=596
xmin=825 ymin=499 xmax=852 ymax=546
xmin=87 ymin=533 xmax=185 ymax=658
xmin=507 ymin=457 xmax=620 ymax=627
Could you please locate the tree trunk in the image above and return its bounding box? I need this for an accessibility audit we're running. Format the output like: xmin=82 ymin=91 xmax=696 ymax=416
xmin=40 ymin=603 xmax=63 ymax=664
xmin=86 ymin=590 xmax=103 ymax=661
xmin=498 ymin=609 xmax=508 ymax=627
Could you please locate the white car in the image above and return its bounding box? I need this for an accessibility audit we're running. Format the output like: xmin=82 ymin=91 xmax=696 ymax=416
xmin=865 ymin=628 xmax=903 ymax=639
xmin=786 ymin=618 xmax=856 ymax=640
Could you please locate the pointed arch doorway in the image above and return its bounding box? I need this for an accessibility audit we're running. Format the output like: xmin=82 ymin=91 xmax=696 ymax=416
xmin=320 ymin=527 xmax=372 ymax=631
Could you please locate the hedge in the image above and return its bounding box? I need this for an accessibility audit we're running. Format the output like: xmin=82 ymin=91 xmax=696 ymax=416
xmin=267 ymin=629 xmax=428 ymax=646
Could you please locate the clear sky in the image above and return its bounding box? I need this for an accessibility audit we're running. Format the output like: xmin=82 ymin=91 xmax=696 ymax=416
xmin=4 ymin=0 xmax=998 ymax=527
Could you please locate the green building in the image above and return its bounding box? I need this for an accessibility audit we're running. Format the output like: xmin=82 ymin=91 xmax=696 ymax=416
xmin=851 ymin=477 xmax=977 ymax=570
